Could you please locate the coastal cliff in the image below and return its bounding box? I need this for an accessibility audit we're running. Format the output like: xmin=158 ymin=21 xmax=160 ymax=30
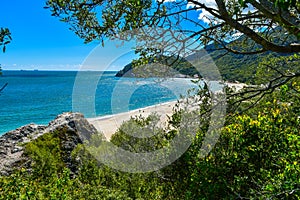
xmin=0 ymin=112 xmax=101 ymax=176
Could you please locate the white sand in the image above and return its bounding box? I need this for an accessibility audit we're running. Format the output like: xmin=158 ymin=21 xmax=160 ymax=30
xmin=87 ymin=101 xmax=177 ymax=140
xmin=225 ymin=82 xmax=247 ymax=91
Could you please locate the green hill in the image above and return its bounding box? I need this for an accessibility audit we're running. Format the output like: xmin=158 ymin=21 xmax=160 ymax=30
xmin=116 ymin=46 xmax=285 ymax=83
xmin=115 ymin=55 xmax=199 ymax=78
xmin=116 ymin=33 xmax=297 ymax=83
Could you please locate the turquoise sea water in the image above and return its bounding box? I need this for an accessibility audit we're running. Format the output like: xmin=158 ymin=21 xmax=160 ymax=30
xmin=0 ymin=70 xmax=195 ymax=135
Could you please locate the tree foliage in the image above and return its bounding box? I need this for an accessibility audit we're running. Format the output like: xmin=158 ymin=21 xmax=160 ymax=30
xmin=228 ymin=53 xmax=300 ymax=112
xmin=0 ymin=27 xmax=11 ymax=53
xmin=45 ymin=0 xmax=299 ymax=54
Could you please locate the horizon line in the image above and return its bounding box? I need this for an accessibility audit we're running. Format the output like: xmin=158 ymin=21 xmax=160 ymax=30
xmin=2 ymin=69 xmax=119 ymax=72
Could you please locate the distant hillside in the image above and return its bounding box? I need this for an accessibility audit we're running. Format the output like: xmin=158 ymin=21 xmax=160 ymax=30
xmin=115 ymin=55 xmax=200 ymax=78
xmin=116 ymin=33 xmax=297 ymax=83
xmin=116 ymin=49 xmax=278 ymax=83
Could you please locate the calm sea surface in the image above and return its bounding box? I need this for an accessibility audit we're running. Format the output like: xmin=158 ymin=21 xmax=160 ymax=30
xmin=0 ymin=70 xmax=195 ymax=135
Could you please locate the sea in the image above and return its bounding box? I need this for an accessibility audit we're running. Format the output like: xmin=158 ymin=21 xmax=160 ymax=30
xmin=0 ymin=70 xmax=196 ymax=135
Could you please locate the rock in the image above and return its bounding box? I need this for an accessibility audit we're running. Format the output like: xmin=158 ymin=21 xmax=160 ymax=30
xmin=0 ymin=112 xmax=100 ymax=176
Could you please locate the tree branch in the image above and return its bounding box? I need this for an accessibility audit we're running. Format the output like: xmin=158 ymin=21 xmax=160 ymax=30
xmin=215 ymin=0 xmax=300 ymax=53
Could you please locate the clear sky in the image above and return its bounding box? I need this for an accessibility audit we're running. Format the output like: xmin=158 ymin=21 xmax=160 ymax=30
xmin=0 ymin=0 xmax=136 ymax=71
xmin=0 ymin=1 xmax=203 ymax=71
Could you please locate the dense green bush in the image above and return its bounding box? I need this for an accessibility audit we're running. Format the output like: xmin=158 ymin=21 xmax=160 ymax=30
xmin=0 ymin=130 xmax=132 ymax=200
xmin=183 ymin=100 xmax=300 ymax=199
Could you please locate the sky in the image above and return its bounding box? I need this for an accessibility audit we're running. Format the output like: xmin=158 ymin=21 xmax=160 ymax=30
xmin=0 ymin=0 xmax=203 ymax=71
xmin=0 ymin=0 xmax=135 ymax=71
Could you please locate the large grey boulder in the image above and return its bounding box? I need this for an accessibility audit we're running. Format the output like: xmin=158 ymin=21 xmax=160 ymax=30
xmin=0 ymin=112 xmax=100 ymax=176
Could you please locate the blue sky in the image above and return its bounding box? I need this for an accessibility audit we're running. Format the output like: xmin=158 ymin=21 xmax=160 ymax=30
xmin=0 ymin=1 xmax=203 ymax=71
xmin=0 ymin=0 xmax=136 ymax=71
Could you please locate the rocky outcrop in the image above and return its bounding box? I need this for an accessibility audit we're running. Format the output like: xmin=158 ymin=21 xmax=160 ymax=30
xmin=0 ymin=112 xmax=100 ymax=176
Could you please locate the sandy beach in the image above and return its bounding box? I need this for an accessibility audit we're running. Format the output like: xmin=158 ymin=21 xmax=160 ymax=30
xmin=87 ymin=101 xmax=177 ymax=140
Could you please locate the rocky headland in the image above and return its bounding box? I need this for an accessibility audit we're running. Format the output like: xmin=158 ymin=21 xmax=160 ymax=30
xmin=0 ymin=112 xmax=100 ymax=176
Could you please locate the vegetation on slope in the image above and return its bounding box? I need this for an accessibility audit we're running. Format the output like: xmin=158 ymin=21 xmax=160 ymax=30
xmin=0 ymin=78 xmax=299 ymax=199
xmin=115 ymin=49 xmax=280 ymax=83
xmin=116 ymin=34 xmax=298 ymax=84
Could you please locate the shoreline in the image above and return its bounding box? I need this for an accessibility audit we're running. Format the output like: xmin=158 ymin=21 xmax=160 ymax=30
xmin=87 ymin=81 xmax=247 ymax=140
xmin=0 ymin=80 xmax=247 ymax=137
xmin=87 ymin=100 xmax=178 ymax=140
